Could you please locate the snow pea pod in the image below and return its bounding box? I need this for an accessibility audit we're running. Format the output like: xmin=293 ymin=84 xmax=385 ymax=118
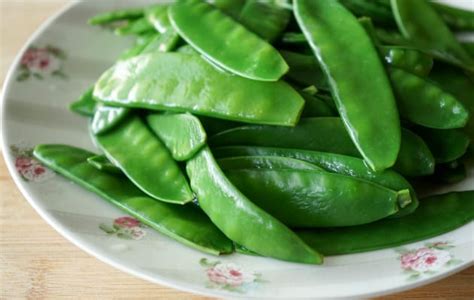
xmin=391 ymin=0 xmax=474 ymax=71
xmin=218 ymin=156 xmax=323 ymax=171
xmin=280 ymin=51 xmax=329 ymax=91
xmin=380 ymin=47 xmax=433 ymax=77
xmin=91 ymin=105 xmax=130 ymax=135
xmin=95 ymin=115 xmax=194 ymax=204
xmin=88 ymin=8 xmax=144 ymax=25
xmin=169 ymin=0 xmax=288 ymax=81
xmin=298 ymin=191 xmax=474 ymax=255
xmin=295 ymin=0 xmax=400 ymax=171
xmin=114 ymin=17 xmax=154 ymax=36
xmin=389 ymin=68 xmax=469 ymax=129
xmin=431 ymin=2 xmax=474 ymax=31
xmin=33 ymin=144 xmax=233 ymax=255
xmin=300 ymin=93 xmax=336 ymax=118
xmin=87 ymin=155 xmax=121 ymax=174
xmin=146 ymin=113 xmax=207 ymax=161
xmin=70 ymin=87 xmax=96 ymax=117
xmin=281 ymin=32 xmax=307 ymax=44
xmin=413 ymin=128 xmax=470 ymax=164
xmin=209 ymin=118 xmax=435 ymax=177
xmin=186 ymin=147 xmax=323 ymax=264
xmin=212 ymin=0 xmax=246 ymax=19
xmin=340 ymin=0 xmax=395 ymax=26
xmin=140 ymin=30 xmax=180 ymax=54
xmin=146 ymin=5 xmax=171 ymax=33
xmin=239 ymin=0 xmax=291 ymax=42
xmin=94 ymin=53 xmax=304 ymax=126
xmin=226 ymin=169 xmax=408 ymax=227
xmin=212 ymin=146 xmax=419 ymax=217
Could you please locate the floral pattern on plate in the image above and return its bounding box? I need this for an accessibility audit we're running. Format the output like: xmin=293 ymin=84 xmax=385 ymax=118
xmin=17 ymin=45 xmax=67 ymax=81
xmin=99 ymin=216 xmax=147 ymax=240
xmin=10 ymin=145 xmax=54 ymax=182
xmin=200 ymin=258 xmax=263 ymax=293
xmin=396 ymin=241 xmax=462 ymax=281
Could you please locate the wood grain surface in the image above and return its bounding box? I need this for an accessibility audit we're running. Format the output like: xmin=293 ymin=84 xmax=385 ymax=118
xmin=0 ymin=1 xmax=473 ymax=299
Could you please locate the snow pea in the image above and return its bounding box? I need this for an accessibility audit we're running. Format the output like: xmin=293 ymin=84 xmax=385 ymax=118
xmin=217 ymin=156 xmax=323 ymax=171
xmin=212 ymin=146 xmax=419 ymax=217
xmin=298 ymin=191 xmax=474 ymax=255
xmin=295 ymin=0 xmax=401 ymax=171
xmin=226 ymin=168 xmax=409 ymax=227
xmin=140 ymin=30 xmax=180 ymax=54
xmin=33 ymin=144 xmax=233 ymax=255
xmin=431 ymin=2 xmax=474 ymax=31
xmin=198 ymin=116 xmax=242 ymax=137
xmin=375 ymin=27 xmax=411 ymax=46
xmin=300 ymin=93 xmax=336 ymax=118
xmin=94 ymin=115 xmax=194 ymax=204
xmin=94 ymin=53 xmax=304 ymax=126
xmin=146 ymin=5 xmax=171 ymax=33
xmin=391 ymin=0 xmax=474 ymax=71
xmin=212 ymin=0 xmax=246 ymax=19
xmin=389 ymin=68 xmax=469 ymax=129
xmin=380 ymin=47 xmax=433 ymax=77
xmin=340 ymin=0 xmax=395 ymax=26
xmin=432 ymin=161 xmax=467 ymax=184
xmin=91 ymin=105 xmax=130 ymax=135
xmin=114 ymin=17 xmax=154 ymax=36
xmin=281 ymin=32 xmax=307 ymax=44
xmin=88 ymin=8 xmax=144 ymax=25
xmin=146 ymin=113 xmax=207 ymax=161
xmin=280 ymin=50 xmax=329 ymax=91
xmin=70 ymin=87 xmax=96 ymax=117
xmin=239 ymin=0 xmax=291 ymax=42
xmin=87 ymin=155 xmax=121 ymax=174
xmin=169 ymin=0 xmax=288 ymax=81
xmin=413 ymin=128 xmax=470 ymax=164
xmin=186 ymin=147 xmax=323 ymax=264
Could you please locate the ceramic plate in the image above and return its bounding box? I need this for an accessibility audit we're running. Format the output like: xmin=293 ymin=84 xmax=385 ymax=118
xmin=2 ymin=1 xmax=473 ymax=298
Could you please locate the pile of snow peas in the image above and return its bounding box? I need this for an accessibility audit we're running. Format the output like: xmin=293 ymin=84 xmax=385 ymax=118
xmin=34 ymin=0 xmax=474 ymax=264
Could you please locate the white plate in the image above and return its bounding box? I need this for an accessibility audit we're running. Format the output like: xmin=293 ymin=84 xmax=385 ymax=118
xmin=2 ymin=1 xmax=473 ymax=298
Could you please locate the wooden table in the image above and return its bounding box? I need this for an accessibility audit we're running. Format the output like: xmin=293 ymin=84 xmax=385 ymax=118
xmin=0 ymin=1 xmax=473 ymax=299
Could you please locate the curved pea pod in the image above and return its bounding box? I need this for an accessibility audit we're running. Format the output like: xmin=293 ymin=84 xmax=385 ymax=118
xmin=88 ymin=8 xmax=144 ymax=25
xmin=87 ymin=155 xmax=121 ymax=174
xmin=186 ymin=147 xmax=323 ymax=264
xmin=217 ymin=156 xmax=323 ymax=171
xmin=93 ymin=53 xmax=304 ymax=126
xmin=146 ymin=5 xmax=172 ymax=33
xmin=209 ymin=118 xmax=435 ymax=177
xmin=140 ymin=30 xmax=180 ymax=54
xmin=413 ymin=128 xmax=470 ymax=164
xmin=146 ymin=113 xmax=206 ymax=161
xmin=297 ymin=191 xmax=474 ymax=255
xmin=375 ymin=27 xmax=411 ymax=46
xmin=391 ymin=0 xmax=474 ymax=71
xmin=389 ymin=68 xmax=469 ymax=129
xmin=280 ymin=51 xmax=329 ymax=91
xmin=227 ymin=169 xmax=410 ymax=228
xmin=94 ymin=115 xmax=194 ymax=204
xmin=169 ymin=0 xmax=288 ymax=81
xmin=198 ymin=117 xmax=242 ymax=137
xmin=114 ymin=17 xmax=154 ymax=36
xmin=212 ymin=146 xmax=419 ymax=217
xmin=432 ymin=161 xmax=467 ymax=184
xmin=340 ymin=0 xmax=395 ymax=26
xmin=281 ymin=32 xmax=307 ymax=44
xmin=238 ymin=0 xmax=291 ymax=42
xmin=70 ymin=87 xmax=96 ymax=117
xmin=91 ymin=105 xmax=130 ymax=135
xmin=118 ymin=34 xmax=156 ymax=60
xmin=295 ymin=0 xmax=401 ymax=171
xmin=212 ymin=0 xmax=246 ymax=19
xmin=431 ymin=2 xmax=474 ymax=31
xmin=301 ymin=94 xmax=336 ymax=118
xmin=33 ymin=144 xmax=233 ymax=255
xmin=380 ymin=47 xmax=433 ymax=77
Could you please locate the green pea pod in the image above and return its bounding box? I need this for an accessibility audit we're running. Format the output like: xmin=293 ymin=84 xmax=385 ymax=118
xmin=300 ymin=93 xmax=336 ymax=118
xmin=33 ymin=144 xmax=233 ymax=255
xmin=212 ymin=146 xmax=419 ymax=217
xmin=70 ymin=87 xmax=96 ymax=117
xmin=87 ymin=155 xmax=121 ymax=174
xmin=88 ymin=8 xmax=144 ymax=25
xmin=114 ymin=17 xmax=154 ymax=36
xmin=239 ymin=0 xmax=291 ymax=42
xmin=186 ymin=147 xmax=323 ymax=264
xmin=391 ymin=0 xmax=474 ymax=71
xmin=212 ymin=0 xmax=246 ymax=19
xmin=146 ymin=5 xmax=172 ymax=33
xmin=94 ymin=53 xmax=304 ymax=126
xmin=375 ymin=27 xmax=411 ymax=46
xmin=169 ymin=0 xmax=288 ymax=81
xmin=413 ymin=128 xmax=470 ymax=164
xmin=198 ymin=116 xmax=242 ymax=137
xmin=227 ymin=169 xmax=410 ymax=227
xmin=235 ymin=243 xmax=259 ymax=256
xmin=118 ymin=36 xmax=154 ymax=61
xmin=432 ymin=161 xmax=467 ymax=184
xmin=146 ymin=113 xmax=207 ymax=161
xmin=91 ymin=105 xmax=130 ymax=135
xmin=389 ymin=68 xmax=469 ymax=129
xmin=280 ymin=51 xmax=330 ymax=91
xmin=340 ymin=0 xmax=395 ymax=26
xmin=94 ymin=115 xmax=194 ymax=204
xmin=431 ymin=2 xmax=474 ymax=31
xmin=209 ymin=118 xmax=435 ymax=177
xmin=281 ymin=32 xmax=307 ymax=44
xmin=298 ymin=191 xmax=474 ymax=255
xmin=217 ymin=156 xmax=323 ymax=171
xmin=295 ymin=0 xmax=401 ymax=171
xmin=140 ymin=30 xmax=180 ymax=54
xmin=380 ymin=46 xmax=433 ymax=77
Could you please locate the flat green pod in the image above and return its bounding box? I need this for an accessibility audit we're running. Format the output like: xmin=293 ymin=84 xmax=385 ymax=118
xmin=217 ymin=155 xmax=323 ymax=171
xmin=91 ymin=105 xmax=130 ymax=135
xmin=70 ymin=87 xmax=96 ymax=117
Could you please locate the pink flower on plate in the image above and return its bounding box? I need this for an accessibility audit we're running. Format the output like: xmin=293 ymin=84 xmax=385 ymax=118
xmin=114 ymin=216 xmax=141 ymax=229
xmin=11 ymin=146 xmax=54 ymax=182
xmin=100 ymin=216 xmax=147 ymax=240
xmin=401 ymin=247 xmax=452 ymax=273
xmin=21 ymin=48 xmax=61 ymax=75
